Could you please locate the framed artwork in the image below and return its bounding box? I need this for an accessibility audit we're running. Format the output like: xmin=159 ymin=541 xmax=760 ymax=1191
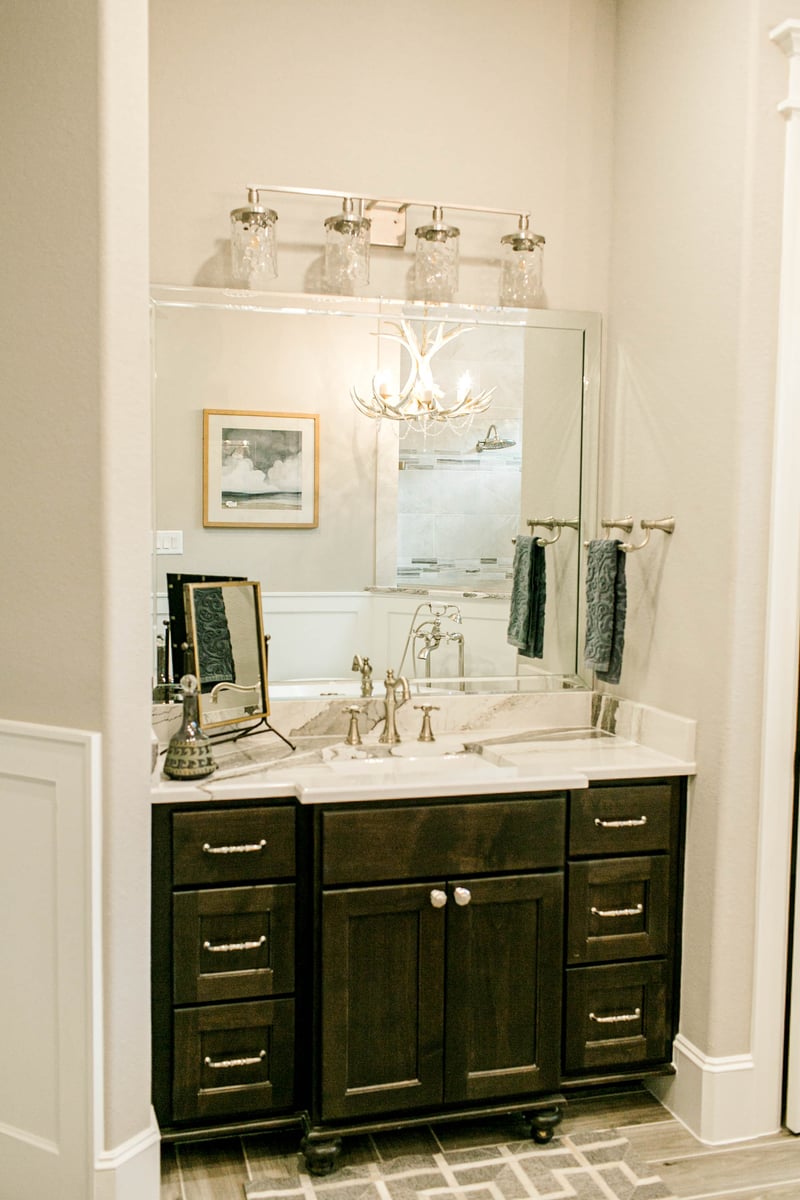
xmin=203 ymin=409 xmax=319 ymax=528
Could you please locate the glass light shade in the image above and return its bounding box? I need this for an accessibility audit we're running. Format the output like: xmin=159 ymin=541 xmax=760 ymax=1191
xmin=499 ymin=222 xmax=544 ymax=308
xmin=324 ymin=203 xmax=370 ymax=295
xmin=414 ymin=211 xmax=460 ymax=302
xmin=230 ymin=205 xmax=278 ymax=288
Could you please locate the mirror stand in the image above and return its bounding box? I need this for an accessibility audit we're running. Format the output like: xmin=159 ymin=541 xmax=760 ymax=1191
xmin=208 ymin=715 xmax=296 ymax=752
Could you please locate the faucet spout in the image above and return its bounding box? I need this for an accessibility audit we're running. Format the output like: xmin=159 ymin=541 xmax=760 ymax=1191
xmin=378 ymin=668 xmax=411 ymax=744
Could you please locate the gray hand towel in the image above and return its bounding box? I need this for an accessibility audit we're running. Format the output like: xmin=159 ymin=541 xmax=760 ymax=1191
xmin=507 ymin=535 xmax=546 ymax=659
xmin=193 ymin=586 xmax=236 ymax=686
xmin=584 ymin=539 xmax=626 ymax=684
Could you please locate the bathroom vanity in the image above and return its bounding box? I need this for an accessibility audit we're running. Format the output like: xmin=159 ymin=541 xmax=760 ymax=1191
xmin=150 ymin=696 xmax=692 ymax=1173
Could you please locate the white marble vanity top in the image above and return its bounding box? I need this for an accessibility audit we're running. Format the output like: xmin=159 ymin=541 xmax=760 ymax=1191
xmin=151 ymin=691 xmax=696 ymax=805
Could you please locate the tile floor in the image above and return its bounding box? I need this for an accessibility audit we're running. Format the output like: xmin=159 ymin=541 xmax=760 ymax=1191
xmin=160 ymin=1086 xmax=800 ymax=1200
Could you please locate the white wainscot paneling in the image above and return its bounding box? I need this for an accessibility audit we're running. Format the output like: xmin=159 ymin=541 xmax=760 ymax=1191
xmin=0 ymin=721 xmax=160 ymax=1200
xmin=263 ymin=592 xmax=374 ymax=681
xmin=0 ymin=722 xmax=99 ymax=1199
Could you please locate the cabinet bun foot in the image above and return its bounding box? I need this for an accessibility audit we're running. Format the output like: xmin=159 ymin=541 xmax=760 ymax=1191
xmin=300 ymin=1133 xmax=342 ymax=1176
xmin=526 ymin=1105 xmax=563 ymax=1144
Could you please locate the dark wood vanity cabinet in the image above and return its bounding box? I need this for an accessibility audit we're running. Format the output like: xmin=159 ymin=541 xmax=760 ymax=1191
xmin=309 ymin=795 xmax=567 ymax=1160
xmin=151 ymin=799 xmax=298 ymax=1136
xmin=151 ymin=776 xmax=686 ymax=1158
xmin=562 ymin=780 xmax=685 ymax=1081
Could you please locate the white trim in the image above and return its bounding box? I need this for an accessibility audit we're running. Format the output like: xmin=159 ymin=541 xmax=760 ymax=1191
xmin=649 ymin=1036 xmax=771 ymax=1145
xmin=93 ymin=1110 xmax=161 ymax=1200
xmin=94 ymin=1109 xmax=161 ymax=1173
xmin=770 ymin=16 xmax=800 ymax=1135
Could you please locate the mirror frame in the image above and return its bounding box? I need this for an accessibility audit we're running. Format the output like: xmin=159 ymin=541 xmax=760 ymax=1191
xmin=151 ymin=287 xmax=601 ymax=697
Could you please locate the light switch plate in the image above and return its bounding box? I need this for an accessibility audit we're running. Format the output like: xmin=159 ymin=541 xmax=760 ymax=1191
xmin=155 ymin=530 xmax=183 ymax=555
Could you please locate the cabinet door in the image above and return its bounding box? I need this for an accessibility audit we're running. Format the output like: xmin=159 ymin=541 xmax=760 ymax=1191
xmin=321 ymin=883 xmax=446 ymax=1120
xmin=444 ymin=873 xmax=563 ymax=1103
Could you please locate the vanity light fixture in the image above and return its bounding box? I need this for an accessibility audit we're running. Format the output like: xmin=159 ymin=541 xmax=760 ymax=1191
xmin=230 ymin=189 xmax=278 ymax=286
xmin=414 ymin=206 xmax=460 ymax=302
xmin=228 ymin=185 xmax=544 ymax=304
xmin=323 ymin=197 xmax=371 ymax=294
xmin=499 ymin=214 xmax=545 ymax=308
xmin=350 ymin=319 xmax=495 ymax=435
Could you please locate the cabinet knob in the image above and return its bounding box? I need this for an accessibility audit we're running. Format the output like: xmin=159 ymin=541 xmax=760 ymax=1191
xmin=430 ymin=888 xmax=448 ymax=908
xmin=453 ymin=886 xmax=472 ymax=907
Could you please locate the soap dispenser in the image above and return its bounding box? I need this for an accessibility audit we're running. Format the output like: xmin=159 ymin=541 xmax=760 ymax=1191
xmin=163 ymin=674 xmax=216 ymax=779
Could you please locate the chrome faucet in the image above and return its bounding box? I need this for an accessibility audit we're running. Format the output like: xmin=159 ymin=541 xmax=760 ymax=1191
xmin=378 ymin=668 xmax=411 ymax=744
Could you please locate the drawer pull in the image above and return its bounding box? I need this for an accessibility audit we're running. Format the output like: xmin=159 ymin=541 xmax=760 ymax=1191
xmin=430 ymin=889 xmax=448 ymax=909
xmin=594 ymin=815 xmax=647 ymax=829
xmin=204 ymin=1050 xmax=266 ymax=1070
xmin=589 ymin=1007 xmax=641 ymax=1024
xmin=453 ymin=886 xmax=472 ymax=907
xmin=590 ymin=904 xmax=644 ymax=918
xmin=202 ymin=935 xmax=267 ymax=954
xmin=202 ymin=839 xmax=267 ymax=855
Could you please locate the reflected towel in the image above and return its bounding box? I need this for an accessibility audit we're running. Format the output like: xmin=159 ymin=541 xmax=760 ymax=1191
xmin=584 ymin=539 xmax=627 ymax=684
xmin=193 ymin=586 xmax=236 ymax=687
xmin=507 ymin=535 xmax=546 ymax=660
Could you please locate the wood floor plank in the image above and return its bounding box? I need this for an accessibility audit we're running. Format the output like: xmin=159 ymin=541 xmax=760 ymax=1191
xmin=242 ymin=1129 xmax=304 ymax=1183
xmin=623 ymin=1118 xmax=707 ymax=1162
xmin=371 ymin=1125 xmax=441 ymax=1161
xmin=160 ymin=1140 xmax=183 ymax=1200
xmin=177 ymin=1137 xmax=248 ymax=1200
xmin=560 ymin=1088 xmax=669 ymax=1133
xmin=657 ymin=1139 xmax=800 ymax=1199
xmin=712 ymin=1186 xmax=800 ymax=1200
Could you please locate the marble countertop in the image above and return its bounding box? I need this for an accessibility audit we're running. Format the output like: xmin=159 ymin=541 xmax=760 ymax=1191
xmin=151 ymin=704 xmax=696 ymax=805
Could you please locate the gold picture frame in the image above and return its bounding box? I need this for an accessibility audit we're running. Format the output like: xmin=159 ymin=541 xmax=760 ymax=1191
xmin=203 ymin=408 xmax=319 ymax=529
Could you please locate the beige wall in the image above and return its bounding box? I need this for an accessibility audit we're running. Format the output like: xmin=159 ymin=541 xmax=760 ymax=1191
xmin=1 ymin=0 xmax=153 ymax=1171
xmin=3 ymin=0 xmax=795 ymax=1176
xmin=605 ymin=0 xmax=795 ymax=1060
xmin=149 ymin=0 xmax=616 ymax=312
xmin=149 ymin=0 xmax=800 ymax=1085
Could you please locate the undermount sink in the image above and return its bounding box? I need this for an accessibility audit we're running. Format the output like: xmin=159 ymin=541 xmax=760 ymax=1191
xmin=326 ymin=751 xmax=479 ymax=776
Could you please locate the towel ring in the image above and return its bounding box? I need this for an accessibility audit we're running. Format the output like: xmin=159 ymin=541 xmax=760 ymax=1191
xmin=583 ymin=518 xmax=633 ymax=548
xmin=514 ymin=517 xmax=579 ymax=547
xmin=620 ymin=517 xmax=675 ymax=553
xmin=532 ymin=517 xmax=579 ymax=547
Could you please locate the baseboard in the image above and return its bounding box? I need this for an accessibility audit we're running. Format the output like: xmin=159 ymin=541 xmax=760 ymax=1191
xmin=647 ymin=1034 xmax=779 ymax=1144
xmin=93 ymin=1110 xmax=161 ymax=1200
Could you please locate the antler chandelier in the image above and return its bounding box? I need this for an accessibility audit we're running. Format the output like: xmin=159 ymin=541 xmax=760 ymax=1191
xmin=351 ymin=320 xmax=495 ymax=434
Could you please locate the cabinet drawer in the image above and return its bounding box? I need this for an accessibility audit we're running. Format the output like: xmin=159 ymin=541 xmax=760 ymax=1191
xmin=322 ymin=796 xmax=566 ymax=885
xmin=569 ymin=785 xmax=673 ymax=856
xmin=563 ymin=961 xmax=669 ymax=1072
xmin=567 ymin=856 xmax=669 ymax=963
xmin=172 ymin=998 xmax=294 ymax=1121
xmin=173 ymin=884 xmax=295 ymax=1003
xmin=173 ymin=806 xmax=295 ymax=885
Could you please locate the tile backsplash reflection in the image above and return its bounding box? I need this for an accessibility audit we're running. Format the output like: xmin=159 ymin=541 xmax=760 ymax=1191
xmin=395 ymin=326 xmax=523 ymax=590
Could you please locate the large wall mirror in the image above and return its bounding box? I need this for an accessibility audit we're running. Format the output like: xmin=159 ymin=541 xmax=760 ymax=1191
xmin=152 ymin=287 xmax=600 ymax=698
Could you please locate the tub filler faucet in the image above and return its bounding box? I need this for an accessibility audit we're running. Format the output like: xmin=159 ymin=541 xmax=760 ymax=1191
xmin=351 ymin=654 xmax=373 ymax=697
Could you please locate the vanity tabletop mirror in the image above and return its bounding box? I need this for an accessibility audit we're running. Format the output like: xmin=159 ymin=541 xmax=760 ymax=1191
xmin=183 ymin=579 xmax=269 ymax=729
xmin=151 ymin=287 xmax=600 ymax=699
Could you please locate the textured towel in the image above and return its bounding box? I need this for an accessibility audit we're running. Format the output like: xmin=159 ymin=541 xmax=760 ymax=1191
xmin=507 ymin=535 xmax=546 ymax=659
xmin=192 ymin=586 xmax=236 ymax=687
xmin=584 ymin=539 xmax=627 ymax=684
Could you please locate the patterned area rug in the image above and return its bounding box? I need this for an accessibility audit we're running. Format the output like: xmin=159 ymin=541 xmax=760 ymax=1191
xmin=245 ymin=1129 xmax=674 ymax=1200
